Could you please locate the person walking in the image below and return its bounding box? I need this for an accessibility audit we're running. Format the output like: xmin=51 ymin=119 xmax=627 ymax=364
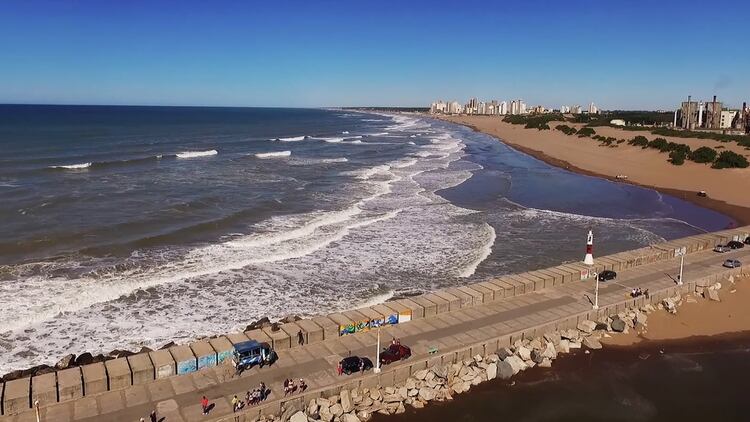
xmin=149 ymin=410 xmax=157 ymax=422
xmin=297 ymin=329 xmax=304 ymax=346
xmin=201 ymin=395 xmax=209 ymax=415
xmin=337 ymin=361 xmax=343 ymax=376
xmin=231 ymin=395 xmax=240 ymax=412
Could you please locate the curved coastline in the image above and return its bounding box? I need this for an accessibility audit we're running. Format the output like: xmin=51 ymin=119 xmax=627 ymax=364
xmin=435 ymin=116 xmax=750 ymax=227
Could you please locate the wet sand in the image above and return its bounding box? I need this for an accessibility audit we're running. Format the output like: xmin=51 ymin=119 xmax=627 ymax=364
xmin=437 ymin=115 xmax=750 ymax=226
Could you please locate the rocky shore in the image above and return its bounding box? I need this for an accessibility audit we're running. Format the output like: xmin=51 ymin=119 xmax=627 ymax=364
xmin=246 ymin=275 xmax=741 ymax=422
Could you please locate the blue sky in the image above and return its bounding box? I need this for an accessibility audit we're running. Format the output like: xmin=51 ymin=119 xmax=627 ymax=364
xmin=1 ymin=0 xmax=748 ymax=109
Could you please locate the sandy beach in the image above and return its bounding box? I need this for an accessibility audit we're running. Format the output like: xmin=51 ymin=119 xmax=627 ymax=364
xmin=603 ymin=275 xmax=750 ymax=346
xmin=438 ymin=115 xmax=750 ymax=225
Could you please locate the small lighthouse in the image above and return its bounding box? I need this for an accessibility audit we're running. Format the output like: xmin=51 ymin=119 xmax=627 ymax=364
xmin=583 ymin=230 xmax=594 ymax=265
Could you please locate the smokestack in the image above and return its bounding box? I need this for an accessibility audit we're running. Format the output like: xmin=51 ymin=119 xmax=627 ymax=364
xmin=713 ymin=95 xmax=717 ymax=103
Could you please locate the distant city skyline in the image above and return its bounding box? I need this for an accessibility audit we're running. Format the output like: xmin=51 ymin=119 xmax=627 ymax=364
xmin=1 ymin=0 xmax=749 ymax=109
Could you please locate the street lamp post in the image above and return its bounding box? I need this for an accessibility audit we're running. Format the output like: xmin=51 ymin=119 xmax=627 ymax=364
xmin=374 ymin=326 xmax=381 ymax=374
xmin=34 ymin=400 xmax=40 ymax=422
xmin=676 ymin=246 xmax=686 ymax=286
xmin=592 ymin=272 xmax=599 ymax=310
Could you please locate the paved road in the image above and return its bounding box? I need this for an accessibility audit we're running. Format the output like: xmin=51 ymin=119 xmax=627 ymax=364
xmin=6 ymin=247 xmax=748 ymax=422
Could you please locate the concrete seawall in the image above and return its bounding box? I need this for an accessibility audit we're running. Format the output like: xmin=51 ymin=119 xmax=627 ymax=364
xmin=215 ymin=265 xmax=749 ymax=422
xmin=1 ymin=226 xmax=748 ymax=417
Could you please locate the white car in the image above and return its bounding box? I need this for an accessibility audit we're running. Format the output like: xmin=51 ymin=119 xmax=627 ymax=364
xmin=714 ymin=245 xmax=730 ymax=253
xmin=723 ymin=259 xmax=741 ymax=268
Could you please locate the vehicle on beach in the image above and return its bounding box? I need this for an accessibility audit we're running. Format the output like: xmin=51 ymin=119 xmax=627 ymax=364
xmin=597 ymin=270 xmax=617 ymax=281
xmin=697 ymin=191 xmax=708 ymax=197
xmin=723 ymin=259 xmax=742 ymax=268
xmin=714 ymin=245 xmax=731 ymax=253
xmin=339 ymin=356 xmax=373 ymax=375
xmin=232 ymin=340 xmax=277 ymax=371
xmin=727 ymin=240 xmax=745 ymax=249
xmin=380 ymin=344 xmax=411 ymax=365
xmin=745 ymin=236 xmax=750 ymax=245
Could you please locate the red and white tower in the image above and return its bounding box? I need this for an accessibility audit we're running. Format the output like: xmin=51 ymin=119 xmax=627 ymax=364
xmin=583 ymin=230 xmax=594 ymax=265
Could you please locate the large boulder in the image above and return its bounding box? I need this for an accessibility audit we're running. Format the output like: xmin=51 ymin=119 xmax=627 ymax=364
xmin=307 ymin=402 xmax=319 ymax=419
xmin=340 ymin=389 xmax=353 ymax=413
xmin=319 ymin=405 xmax=333 ymax=422
xmin=544 ymin=332 xmax=562 ymax=345
xmin=610 ymin=318 xmax=626 ymax=333
xmin=245 ymin=316 xmax=271 ymax=331
xmin=541 ymin=342 xmax=557 ymax=360
xmin=497 ymin=360 xmax=514 ymax=379
xmin=397 ymin=387 xmax=408 ymax=400
xmin=289 ymin=411 xmax=307 ymax=422
xmin=583 ymin=336 xmax=602 ymax=350
xmin=55 ymin=354 xmax=76 ymax=370
xmin=504 ymin=355 xmax=526 ymax=375
xmin=341 ymin=414 xmax=361 ymax=422
xmin=539 ymin=358 xmax=552 ymax=368
xmin=330 ymin=403 xmax=344 ymax=418
xmin=516 ymin=346 xmax=532 ymax=361
xmin=530 ymin=349 xmax=544 ymax=364
xmin=486 ymin=363 xmax=497 ymax=381
xmin=75 ymin=353 xmax=95 ymax=366
xmin=418 ymin=388 xmax=436 ymax=402
xmin=414 ymin=369 xmax=429 ymax=380
xmin=708 ymin=289 xmax=720 ymax=302
xmin=497 ymin=347 xmax=514 ymax=360
xmin=558 ymin=339 xmax=570 ymax=354
xmin=577 ymin=320 xmax=597 ymax=334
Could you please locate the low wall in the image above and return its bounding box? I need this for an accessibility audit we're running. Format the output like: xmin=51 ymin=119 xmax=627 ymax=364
xmin=2 ymin=226 xmax=748 ymax=416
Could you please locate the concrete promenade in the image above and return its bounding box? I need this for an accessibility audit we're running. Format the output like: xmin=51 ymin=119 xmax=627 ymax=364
xmin=1 ymin=226 xmax=749 ymax=421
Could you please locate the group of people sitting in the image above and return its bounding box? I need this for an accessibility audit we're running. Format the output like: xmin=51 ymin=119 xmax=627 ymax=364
xmin=231 ymin=382 xmax=268 ymax=412
xmin=283 ymin=378 xmax=307 ymax=396
xmin=630 ymin=287 xmax=648 ymax=298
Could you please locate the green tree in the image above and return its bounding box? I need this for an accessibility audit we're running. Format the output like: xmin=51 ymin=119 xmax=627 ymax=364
xmin=628 ymin=135 xmax=648 ymax=147
xmin=712 ymin=151 xmax=749 ymax=169
xmin=669 ymin=150 xmax=686 ymax=165
xmin=647 ymin=137 xmax=670 ymax=152
xmin=689 ymin=147 xmax=718 ymax=164
xmin=577 ymin=127 xmax=596 ymax=137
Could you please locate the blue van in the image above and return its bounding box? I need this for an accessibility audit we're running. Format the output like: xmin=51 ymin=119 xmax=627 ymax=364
xmin=232 ymin=340 xmax=277 ymax=371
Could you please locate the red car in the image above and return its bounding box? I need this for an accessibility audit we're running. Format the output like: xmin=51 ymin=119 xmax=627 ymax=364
xmin=379 ymin=344 xmax=411 ymax=365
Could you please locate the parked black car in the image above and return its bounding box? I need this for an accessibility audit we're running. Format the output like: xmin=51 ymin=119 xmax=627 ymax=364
xmin=598 ymin=270 xmax=617 ymax=282
xmin=339 ymin=356 xmax=373 ymax=375
xmin=727 ymin=240 xmax=745 ymax=249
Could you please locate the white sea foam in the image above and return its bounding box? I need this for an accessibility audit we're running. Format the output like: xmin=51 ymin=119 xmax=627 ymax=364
xmin=276 ymin=135 xmax=306 ymax=142
xmin=342 ymin=131 xmax=349 ymax=134
xmin=255 ymin=151 xmax=292 ymax=158
xmin=0 ymin=113 xmax=510 ymax=373
xmin=176 ymin=150 xmax=218 ymax=159
xmin=49 ymin=162 xmax=92 ymax=169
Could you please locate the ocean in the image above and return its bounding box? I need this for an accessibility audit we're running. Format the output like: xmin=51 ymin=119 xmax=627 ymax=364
xmin=0 ymin=105 xmax=733 ymax=374
xmin=372 ymin=333 xmax=750 ymax=422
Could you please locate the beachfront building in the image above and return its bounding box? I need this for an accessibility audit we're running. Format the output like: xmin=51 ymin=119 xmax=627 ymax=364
xmin=610 ymin=119 xmax=626 ymax=126
xmin=720 ymin=110 xmax=738 ymax=129
xmin=430 ymin=100 xmax=464 ymax=115
xmin=560 ymin=105 xmax=571 ymax=113
xmin=676 ymin=95 xmax=724 ymax=130
xmin=588 ymin=102 xmax=599 ymax=114
xmin=571 ymin=105 xmax=582 ymax=114
xmin=499 ymin=101 xmax=508 ymax=115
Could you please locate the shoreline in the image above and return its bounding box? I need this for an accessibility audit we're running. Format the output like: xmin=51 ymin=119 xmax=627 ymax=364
xmin=436 ymin=116 xmax=750 ymax=227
